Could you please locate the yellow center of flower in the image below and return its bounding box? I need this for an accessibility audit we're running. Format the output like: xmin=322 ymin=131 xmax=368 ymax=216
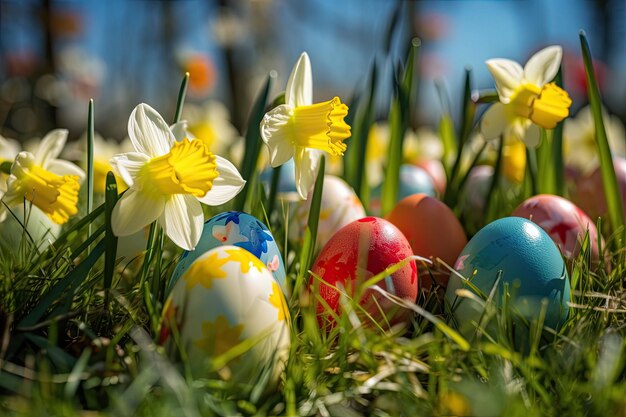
xmin=141 ymin=138 xmax=218 ymax=197
xmin=509 ymin=82 xmax=572 ymax=129
xmin=94 ymin=160 xmax=128 ymax=194
xmin=290 ymin=97 xmax=350 ymax=155
xmin=19 ymin=165 xmax=80 ymax=224
xmin=189 ymin=121 xmax=218 ymax=150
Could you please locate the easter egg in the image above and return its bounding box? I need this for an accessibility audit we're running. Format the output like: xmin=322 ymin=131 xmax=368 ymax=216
xmin=290 ymin=175 xmax=366 ymax=251
xmin=416 ymin=159 xmax=447 ymax=196
xmin=169 ymin=211 xmax=286 ymax=293
xmin=370 ymin=164 xmax=437 ymax=215
xmin=445 ymin=217 xmax=570 ymax=344
xmin=260 ymin=158 xmax=299 ymax=202
xmin=0 ymin=205 xmax=60 ymax=255
xmin=571 ymin=156 xmax=626 ymax=221
xmin=386 ymin=194 xmax=467 ymax=290
xmin=160 ymin=246 xmax=290 ymax=384
xmin=310 ymin=217 xmax=417 ymax=327
xmin=512 ymin=194 xmax=601 ymax=262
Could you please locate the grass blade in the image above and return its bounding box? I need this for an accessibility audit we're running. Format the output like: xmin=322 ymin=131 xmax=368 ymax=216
xmin=104 ymin=172 xmax=119 ymax=310
xmin=235 ymin=72 xmax=275 ymax=211
xmin=86 ymin=99 xmax=94 ymax=221
xmin=294 ymin=156 xmax=325 ymax=296
xmin=173 ymin=72 xmax=189 ymax=124
xmin=579 ymin=31 xmax=625 ymax=240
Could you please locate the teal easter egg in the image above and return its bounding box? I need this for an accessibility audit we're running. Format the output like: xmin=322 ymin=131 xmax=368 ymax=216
xmin=168 ymin=211 xmax=287 ymax=294
xmin=445 ymin=217 xmax=570 ymax=344
xmin=370 ymin=164 xmax=436 ymax=215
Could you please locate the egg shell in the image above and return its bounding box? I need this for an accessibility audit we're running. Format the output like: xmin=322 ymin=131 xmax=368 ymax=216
xmin=310 ymin=217 xmax=418 ymax=327
xmin=445 ymin=217 xmax=570 ymax=345
xmin=290 ymin=175 xmax=366 ymax=251
xmin=369 ymin=165 xmax=437 ymax=215
xmin=168 ymin=211 xmax=287 ymax=294
xmin=571 ymin=156 xmax=626 ymax=221
xmin=512 ymin=194 xmax=602 ymax=262
xmin=385 ymin=194 xmax=467 ymax=290
xmin=260 ymin=158 xmax=300 ymax=202
xmin=416 ymin=159 xmax=447 ymax=196
xmin=160 ymin=246 xmax=290 ymax=384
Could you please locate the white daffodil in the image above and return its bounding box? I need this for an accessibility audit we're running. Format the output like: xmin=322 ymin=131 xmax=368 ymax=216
xmin=110 ymin=103 xmax=245 ymax=251
xmin=1 ymin=129 xmax=85 ymax=224
xmin=481 ymin=45 xmax=572 ymax=147
xmin=260 ymin=52 xmax=351 ymax=199
xmin=564 ymin=105 xmax=626 ymax=174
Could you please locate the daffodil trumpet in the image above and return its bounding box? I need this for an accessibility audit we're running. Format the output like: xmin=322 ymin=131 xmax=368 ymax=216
xmin=481 ymin=45 xmax=572 ymax=148
xmin=260 ymin=52 xmax=351 ymax=199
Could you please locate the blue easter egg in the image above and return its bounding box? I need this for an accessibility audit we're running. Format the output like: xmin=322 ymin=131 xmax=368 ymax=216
xmin=260 ymin=159 xmax=299 ymax=201
xmin=445 ymin=217 xmax=570 ymax=344
xmin=370 ymin=165 xmax=436 ymax=215
xmin=168 ymin=211 xmax=287 ymax=294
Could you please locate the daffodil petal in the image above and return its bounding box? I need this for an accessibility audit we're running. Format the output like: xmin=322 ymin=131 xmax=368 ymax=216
xmin=112 ymin=188 xmax=164 ymax=236
xmin=197 ymin=155 xmax=245 ymax=206
xmin=260 ymin=105 xmax=296 ymax=167
xmin=110 ymin=152 xmax=150 ymax=188
xmin=170 ymin=120 xmax=189 ymax=142
xmin=46 ymin=160 xmax=86 ymax=182
xmin=128 ymin=103 xmax=175 ymax=158
xmin=161 ymin=194 xmax=203 ymax=251
xmin=0 ymin=135 xmax=20 ymax=161
xmin=523 ymin=45 xmax=562 ymax=86
xmin=480 ymin=103 xmax=507 ymax=140
xmin=294 ymin=147 xmax=320 ymax=199
xmin=286 ymin=52 xmax=313 ymax=107
xmin=485 ymin=59 xmax=523 ymax=102
xmin=35 ymin=129 xmax=68 ymax=167
xmin=523 ymin=124 xmax=542 ymax=148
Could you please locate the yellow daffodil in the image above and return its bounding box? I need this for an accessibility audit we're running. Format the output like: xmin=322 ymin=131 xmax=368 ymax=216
xmin=564 ymin=105 xmax=626 ymax=174
xmin=1 ymin=129 xmax=85 ymax=224
xmin=481 ymin=45 xmax=572 ymax=147
xmin=110 ymin=103 xmax=245 ymax=251
xmin=260 ymin=52 xmax=351 ymax=199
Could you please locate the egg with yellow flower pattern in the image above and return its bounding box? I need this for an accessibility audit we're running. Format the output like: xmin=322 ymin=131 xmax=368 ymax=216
xmin=160 ymin=246 xmax=290 ymax=386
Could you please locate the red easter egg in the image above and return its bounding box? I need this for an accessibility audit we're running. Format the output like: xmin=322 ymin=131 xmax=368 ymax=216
xmin=571 ymin=157 xmax=626 ymax=222
xmin=309 ymin=217 xmax=417 ymax=327
xmin=512 ymin=194 xmax=602 ymax=262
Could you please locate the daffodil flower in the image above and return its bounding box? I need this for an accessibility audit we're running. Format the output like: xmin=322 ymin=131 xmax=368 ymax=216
xmin=481 ymin=45 xmax=572 ymax=147
xmin=260 ymin=52 xmax=351 ymax=199
xmin=110 ymin=103 xmax=245 ymax=251
xmin=1 ymin=129 xmax=85 ymax=224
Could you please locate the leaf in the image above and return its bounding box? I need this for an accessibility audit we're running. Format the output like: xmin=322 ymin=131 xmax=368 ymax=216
xmin=173 ymin=72 xmax=189 ymax=124
xmin=104 ymin=172 xmax=119 ymax=309
xmin=579 ymin=31 xmax=625 ymax=241
xmin=86 ymin=99 xmax=94 ymax=218
xmin=294 ymin=156 xmax=325 ymax=296
xmin=235 ymin=73 xmax=275 ymax=211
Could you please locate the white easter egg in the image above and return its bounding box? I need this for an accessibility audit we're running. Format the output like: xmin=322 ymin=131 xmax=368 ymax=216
xmin=160 ymin=246 xmax=290 ymax=386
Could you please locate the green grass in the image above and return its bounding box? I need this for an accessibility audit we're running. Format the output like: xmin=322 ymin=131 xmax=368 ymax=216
xmin=2 ymin=31 xmax=626 ymax=417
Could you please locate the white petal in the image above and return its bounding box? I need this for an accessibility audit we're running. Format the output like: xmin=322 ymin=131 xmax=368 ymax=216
xmin=35 ymin=129 xmax=68 ymax=167
xmin=109 ymin=152 xmax=150 ymax=187
xmin=294 ymin=148 xmax=321 ymax=199
xmin=285 ymin=52 xmax=313 ymax=107
xmin=523 ymin=124 xmax=542 ymax=148
xmin=260 ymin=105 xmax=295 ymax=167
xmin=0 ymin=135 xmax=21 ymax=160
xmin=197 ymin=155 xmax=245 ymax=206
xmin=485 ymin=59 xmax=523 ymax=102
xmin=170 ymin=120 xmax=190 ymax=142
xmin=46 ymin=160 xmax=86 ymax=182
xmin=523 ymin=45 xmax=562 ymax=86
xmin=480 ymin=103 xmax=507 ymax=140
xmin=128 ymin=103 xmax=175 ymax=158
xmin=160 ymin=194 xmax=203 ymax=251
xmin=111 ymin=188 xmax=164 ymax=236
